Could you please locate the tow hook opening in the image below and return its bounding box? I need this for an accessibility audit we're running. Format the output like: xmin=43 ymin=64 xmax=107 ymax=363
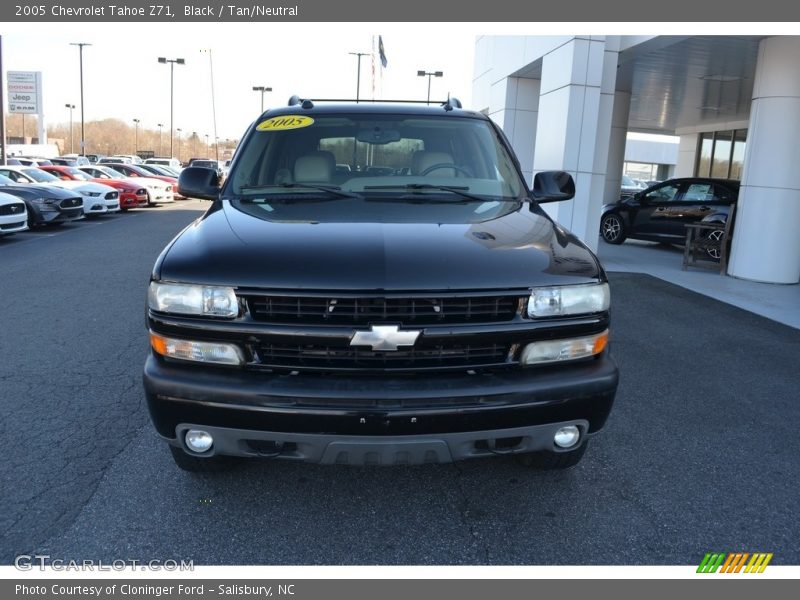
xmin=474 ymin=436 xmax=524 ymax=453
xmin=245 ymin=440 xmax=297 ymax=457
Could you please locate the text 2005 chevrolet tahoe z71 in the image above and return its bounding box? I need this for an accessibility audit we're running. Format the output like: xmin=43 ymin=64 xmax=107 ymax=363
xmin=144 ymin=97 xmax=619 ymax=471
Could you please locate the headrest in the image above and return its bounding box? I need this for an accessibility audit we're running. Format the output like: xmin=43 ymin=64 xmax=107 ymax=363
xmin=294 ymin=151 xmax=336 ymax=183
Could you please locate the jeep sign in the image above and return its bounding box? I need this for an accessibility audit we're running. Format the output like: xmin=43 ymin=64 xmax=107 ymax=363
xmin=8 ymin=71 xmax=42 ymax=114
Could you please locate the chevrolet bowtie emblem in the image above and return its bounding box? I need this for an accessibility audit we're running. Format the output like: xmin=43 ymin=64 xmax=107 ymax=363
xmin=350 ymin=325 xmax=421 ymax=352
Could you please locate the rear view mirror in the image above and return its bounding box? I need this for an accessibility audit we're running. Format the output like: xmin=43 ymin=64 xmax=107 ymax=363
xmin=532 ymin=171 xmax=575 ymax=203
xmin=356 ymin=128 xmax=401 ymax=145
xmin=178 ymin=167 xmax=220 ymax=201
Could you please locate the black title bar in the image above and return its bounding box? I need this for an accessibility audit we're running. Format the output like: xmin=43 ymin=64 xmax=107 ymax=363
xmin=3 ymin=0 xmax=800 ymax=21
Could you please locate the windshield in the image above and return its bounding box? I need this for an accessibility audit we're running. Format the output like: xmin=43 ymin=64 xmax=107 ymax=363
xmin=65 ymin=168 xmax=91 ymax=180
xmin=23 ymin=168 xmax=59 ymax=183
xmin=101 ymin=167 xmax=125 ymax=178
xmin=192 ymin=160 xmax=217 ymax=169
xmin=228 ymin=114 xmax=524 ymax=203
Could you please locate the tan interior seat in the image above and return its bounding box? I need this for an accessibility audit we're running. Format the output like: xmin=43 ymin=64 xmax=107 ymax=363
xmin=411 ymin=151 xmax=455 ymax=177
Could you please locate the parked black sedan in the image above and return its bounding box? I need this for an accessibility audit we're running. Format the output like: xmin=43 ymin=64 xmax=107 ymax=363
xmin=0 ymin=175 xmax=84 ymax=227
xmin=600 ymin=178 xmax=739 ymax=245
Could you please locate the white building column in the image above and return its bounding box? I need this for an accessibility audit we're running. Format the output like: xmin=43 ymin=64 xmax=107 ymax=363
xmin=532 ymin=37 xmax=620 ymax=252
xmin=728 ymin=36 xmax=800 ymax=284
xmin=603 ymin=90 xmax=631 ymax=205
xmin=674 ymin=133 xmax=698 ymax=177
xmin=486 ymin=76 xmax=540 ymax=185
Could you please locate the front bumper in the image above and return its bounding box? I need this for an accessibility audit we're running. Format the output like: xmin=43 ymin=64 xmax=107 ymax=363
xmin=0 ymin=214 xmax=27 ymax=234
xmin=30 ymin=205 xmax=83 ymax=225
xmin=120 ymin=193 xmax=149 ymax=208
xmin=144 ymin=353 xmax=618 ymax=463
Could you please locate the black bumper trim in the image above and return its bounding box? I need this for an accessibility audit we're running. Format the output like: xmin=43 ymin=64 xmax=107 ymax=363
xmin=144 ymin=353 xmax=619 ymax=438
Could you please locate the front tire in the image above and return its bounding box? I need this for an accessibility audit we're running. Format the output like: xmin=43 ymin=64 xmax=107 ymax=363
xmin=601 ymin=214 xmax=626 ymax=244
xmin=515 ymin=442 xmax=588 ymax=470
xmin=168 ymin=445 xmax=237 ymax=472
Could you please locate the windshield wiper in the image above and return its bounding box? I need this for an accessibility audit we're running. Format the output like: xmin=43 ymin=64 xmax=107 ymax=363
xmin=238 ymin=183 xmax=363 ymax=199
xmin=364 ymin=184 xmax=520 ymax=203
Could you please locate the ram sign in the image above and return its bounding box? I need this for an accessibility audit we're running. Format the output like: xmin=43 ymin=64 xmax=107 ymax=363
xmin=8 ymin=71 xmax=42 ymax=114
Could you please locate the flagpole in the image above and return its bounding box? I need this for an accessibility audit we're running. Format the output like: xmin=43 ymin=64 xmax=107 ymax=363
xmin=371 ymin=35 xmax=375 ymax=100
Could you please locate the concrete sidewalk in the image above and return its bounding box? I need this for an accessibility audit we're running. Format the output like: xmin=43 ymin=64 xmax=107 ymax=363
xmin=597 ymin=238 xmax=800 ymax=330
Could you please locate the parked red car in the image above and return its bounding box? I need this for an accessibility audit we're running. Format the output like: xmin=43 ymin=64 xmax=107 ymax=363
xmin=105 ymin=163 xmax=179 ymax=189
xmin=40 ymin=165 xmax=149 ymax=210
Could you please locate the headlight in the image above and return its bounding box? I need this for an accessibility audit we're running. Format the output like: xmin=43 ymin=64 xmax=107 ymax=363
xmin=86 ymin=191 xmax=101 ymax=197
xmin=150 ymin=332 xmax=244 ymax=365
xmin=527 ymin=283 xmax=610 ymax=318
xmin=148 ymin=282 xmax=239 ymax=318
xmin=30 ymin=197 xmax=58 ymax=211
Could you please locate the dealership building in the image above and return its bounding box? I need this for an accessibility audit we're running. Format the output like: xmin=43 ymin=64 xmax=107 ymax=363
xmin=473 ymin=35 xmax=800 ymax=284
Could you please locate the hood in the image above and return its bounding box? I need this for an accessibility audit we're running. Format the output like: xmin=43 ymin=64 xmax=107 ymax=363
xmin=156 ymin=199 xmax=602 ymax=291
xmin=0 ymin=183 xmax=80 ymax=200
xmin=50 ymin=181 xmax=116 ymax=194
xmin=95 ymin=179 xmax=141 ymax=192
xmin=129 ymin=177 xmax=170 ymax=190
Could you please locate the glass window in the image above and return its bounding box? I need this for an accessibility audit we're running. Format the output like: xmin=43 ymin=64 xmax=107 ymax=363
xmin=711 ymin=130 xmax=733 ymax=178
xmin=696 ymin=133 xmax=713 ymax=178
xmin=683 ymin=183 xmax=714 ymax=201
xmin=730 ymin=130 xmax=747 ymax=180
xmin=713 ymin=184 xmax=739 ymax=202
xmin=230 ymin=114 xmax=524 ymax=201
xmin=644 ymin=183 xmax=680 ymax=202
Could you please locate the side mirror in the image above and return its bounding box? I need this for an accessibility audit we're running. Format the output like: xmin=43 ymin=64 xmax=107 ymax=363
xmin=178 ymin=167 xmax=220 ymax=201
xmin=532 ymin=170 xmax=575 ymax=203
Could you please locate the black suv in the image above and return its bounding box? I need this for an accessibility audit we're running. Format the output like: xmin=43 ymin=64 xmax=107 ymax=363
xmin=145 ymin=97 xmax=619 ymax=471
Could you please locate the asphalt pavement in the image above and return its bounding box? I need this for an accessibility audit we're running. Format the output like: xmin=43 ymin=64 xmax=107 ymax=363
xmin=1 ymin=203 xmax=798 ymax=565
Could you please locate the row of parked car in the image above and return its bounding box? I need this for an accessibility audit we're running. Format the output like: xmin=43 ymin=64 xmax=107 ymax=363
xmin=0 ymin=156 xmax=196 ymax=237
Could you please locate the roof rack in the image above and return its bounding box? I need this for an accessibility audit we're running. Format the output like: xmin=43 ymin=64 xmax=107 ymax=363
xmin=287 ymin=96 xmax=462 ymax=110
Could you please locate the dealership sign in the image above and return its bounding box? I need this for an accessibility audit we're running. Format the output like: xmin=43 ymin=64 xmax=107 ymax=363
xmin=8 ymin=71 xmax=42 ymax=114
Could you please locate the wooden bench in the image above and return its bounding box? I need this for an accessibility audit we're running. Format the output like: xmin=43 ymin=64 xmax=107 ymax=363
xmin=682 ymin=204 xmax=736 ymax=274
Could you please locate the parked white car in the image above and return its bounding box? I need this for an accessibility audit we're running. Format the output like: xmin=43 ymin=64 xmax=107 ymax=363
xmin=145 ymin=157 xmax=182 ymax=171
xmin=78 ymin=165 xmax=174 ymax=205
xmin=0 ymin=191 xmax=28 ymax=236
xmin=103 ymin=154 xmax=143 ymax=165
xmin=0 ymin=166 xmax=120 ymax=215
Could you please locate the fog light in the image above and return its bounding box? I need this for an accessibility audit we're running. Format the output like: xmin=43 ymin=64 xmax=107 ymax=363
xmin=554 ymin=425 xmax=580 ymax=449
xmin=150 ymin=332 xmax=245 ymax=365
xmin=520 ymin=330 xmax=608 ymax=365
xmin=185 ymin=429 xmax=214 ymax=453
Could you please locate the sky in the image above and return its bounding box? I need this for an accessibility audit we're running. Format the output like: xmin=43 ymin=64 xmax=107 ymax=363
xmin=1 ymin=23 xmax=477 ymax=143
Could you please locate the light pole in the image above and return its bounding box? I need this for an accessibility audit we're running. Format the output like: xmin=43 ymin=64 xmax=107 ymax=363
xmin=204 ymin=134 xmax=209 ymax=157
xmin=157 ymin=56 xmax=185 ymax=158
xmin=349 ymin=52 xmax=369 ymax=102
xmin=132 ymin=118 xmax=140 ymax=155
xmin=157 ymin=123 xmax=163 ymax=156
xmin=252 ymin=86 xmax=272 ymax=112
xmin=200 ymin=49 xmax=219 ymax=162
xmin=65 ymin=104 xmax=75 ymax=153
xmin=176 ymin=128 xmax=182 ymax=162
xmin=417 ymin=70 xmax=443 ymax=104
xmin=70 ymin=42 xmax=91 ymax=154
